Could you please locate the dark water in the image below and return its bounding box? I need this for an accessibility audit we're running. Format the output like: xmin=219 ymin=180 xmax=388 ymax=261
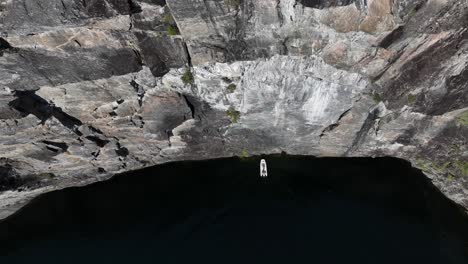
xmin=1 ymin=156 xmax=468 ymax=263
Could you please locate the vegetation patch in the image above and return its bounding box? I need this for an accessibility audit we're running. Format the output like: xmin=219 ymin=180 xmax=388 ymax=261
xmin=416 ymin=158 xmax=467 ymax=179
xmin=181 ymin=69 xmax=194 ymax=85
xmin=415 ymin=159 xmax=434 ymax=173
xmin=239 ymin=150 xmax=249 ymax=159
xmin=162 ymin=12 xmax=175 ymax=24
xmin=372 ymin=92 xmax=382 ymax=103
xmin=407 ymin=8 xmax=417 ymax=19
xmin=456 ymin=111 xmax=468 ymax=126
xmin=227 ymin=84 xmax=237 ymax=93
xmin=407 ymin=94 xmax=416 ymax=105
xmin=163 ymin=7 xmax=179 ymax=35
xmin=37 ymin=172 xmax=56 ymax=179
xmin=226 ymin=106 xmax=240 ymax=123
xmin=225 ymin=0 xmax=241 ymax=8
xmin=454 ymin=161 xmax=468 ymax=178
xmin=167 ymin=25 xmax=180 ymax=36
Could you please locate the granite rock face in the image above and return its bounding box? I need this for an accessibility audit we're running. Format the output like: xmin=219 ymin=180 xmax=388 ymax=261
xmin=0 ymin=0 xmax=467 ymax=219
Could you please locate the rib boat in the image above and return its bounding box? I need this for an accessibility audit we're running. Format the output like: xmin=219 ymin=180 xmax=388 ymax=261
xmin=260 ymin=159 xmax=267 ymax=177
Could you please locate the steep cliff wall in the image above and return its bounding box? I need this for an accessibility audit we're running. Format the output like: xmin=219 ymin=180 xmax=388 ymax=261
xmin=0 ymin=0 xmax=467 ymax=219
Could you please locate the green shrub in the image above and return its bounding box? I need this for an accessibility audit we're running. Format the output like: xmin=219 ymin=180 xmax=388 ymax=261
xmin=456 ymin=111 xmax=468 ymax=126
xmin=181 ymin=69 xmax=194 ymax=85
xmin=226 ymin=106 xmax=240 ymax=123
xmin=416 ymin=158 xmax=467 ymax=178
xmin=462 ymin=163 xmax=468 ymax=177
xmin=415 ymin=158 xmax=447 ymax=175
xmin=227 ymin=84 xmax=237 ymax=93
xmin=415 ymin=158 xmax=432 ymax=173
xmin=225 ymin=0 xmax=241 ymax=8
xmin=407 ymin=94 xmax=416 ymax=105
xmin=38 ymin=173 xmax=56 ymax=179
xmin=167 ymin=25 xmax=180 ymax=36
xmin=239 ymin=150 xmax=249 ymax=158
xmin=162 ymin=13 xmax=175 ymax=24
xmin=372 ymin=92 xmax=382 ymax=103
xmin=455 ymin=161 xmax=468 ymax=177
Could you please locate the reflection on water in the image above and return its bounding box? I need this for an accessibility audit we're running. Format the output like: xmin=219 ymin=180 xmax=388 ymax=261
xmin=0 ymin=156 xmax=467 ymax=264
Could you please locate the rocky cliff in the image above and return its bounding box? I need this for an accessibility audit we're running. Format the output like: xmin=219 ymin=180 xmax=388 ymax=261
xmin=0 ymin=0 xmax=466 ymax=219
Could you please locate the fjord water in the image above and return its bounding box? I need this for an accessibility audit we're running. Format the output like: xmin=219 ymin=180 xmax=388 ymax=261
xmin=0 ymin=156 xmax=467 ymax=263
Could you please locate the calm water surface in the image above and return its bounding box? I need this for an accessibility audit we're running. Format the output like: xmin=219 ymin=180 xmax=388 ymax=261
xmin=0 ymin=156 xmax=467 ymax=263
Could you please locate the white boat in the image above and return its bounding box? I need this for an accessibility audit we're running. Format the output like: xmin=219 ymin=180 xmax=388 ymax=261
xmin=260 ymin=159 xmax=268 ymax=177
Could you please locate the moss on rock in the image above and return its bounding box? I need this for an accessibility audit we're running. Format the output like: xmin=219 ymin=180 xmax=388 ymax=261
xmin=227 ymin=83 xmax=237 ymax=93
xmin=456 ymin=111 xmax=468 ymax=126
xmin=226 ymin=106 xmax=240 ymax=123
